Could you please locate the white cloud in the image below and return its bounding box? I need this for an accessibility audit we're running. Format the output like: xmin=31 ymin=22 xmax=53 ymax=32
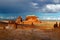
xmin=42 ymin=17 xmax=53 ymax=20
xmin=30 ymin=2 xmax=39 ymax=9
xmin=47 ymin=17 xmax=51 ymax=20
xmin=41 ymin=4 xmax=60 ymax=12
xmin=7 ymin=16 xmax=16 ymax=19
xmin=53 ymin=0 xmax=60 ymax=3
xmin=42 ymin=17 xmax=60 ymax=20
xmin=42 ymin=17 xmax=57 ymax=20
xmin=0 ymin=16 xmax=3 ymax=19
xmin=57 ymin=18 xmax=60 ymax=20
xmin=31 ymin=2 xmax=38 ymax=6
xmin=52 ymin=18 xmax=57 ymax=20
xmin=38 ymin=0 xmax=46 ymax=2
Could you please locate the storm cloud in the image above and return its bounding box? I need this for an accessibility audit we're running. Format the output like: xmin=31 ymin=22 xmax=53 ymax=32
xmin=0 ymin=0 xmax=60 ymax=13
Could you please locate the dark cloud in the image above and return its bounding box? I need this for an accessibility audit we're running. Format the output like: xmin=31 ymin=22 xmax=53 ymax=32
xmin=0 ymin=0 xmax=60 ymax=13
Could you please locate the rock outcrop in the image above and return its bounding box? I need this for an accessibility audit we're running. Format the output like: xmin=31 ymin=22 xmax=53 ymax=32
xmin=6 ymin=15 xmax=42 ymax=29
xmin=15 ymin=16 xmax=22 ymax=24
xmin=23 ymin=15 xmax=41 ymax=25
xmin=6 ymin=20 xmax=17 ymax=29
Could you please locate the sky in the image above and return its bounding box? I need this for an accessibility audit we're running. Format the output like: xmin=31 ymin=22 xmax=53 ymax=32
xmin=0 ymin=0 xmax=60 ymax=20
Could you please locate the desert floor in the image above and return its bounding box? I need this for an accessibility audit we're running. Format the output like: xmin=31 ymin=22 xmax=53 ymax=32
xmin=0 ymin=28 xmax=59 ymax=40
xmin=0 ymin=20 xmax=59 ymax=40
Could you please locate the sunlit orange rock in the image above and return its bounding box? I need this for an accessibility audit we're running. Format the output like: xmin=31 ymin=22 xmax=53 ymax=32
xmin=23 ymin=15 xmax=41 ymax=25
xmin=15 ymin=16 xmax=22 ymax=24
xmin=23 ymin=21 xmax=32 ymax=25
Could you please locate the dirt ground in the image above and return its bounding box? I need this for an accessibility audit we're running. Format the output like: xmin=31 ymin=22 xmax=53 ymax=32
xmin=0 ymin=20 xmax=60 ymax=40
xmin=0 ymin=28 xmax=59 ymax=40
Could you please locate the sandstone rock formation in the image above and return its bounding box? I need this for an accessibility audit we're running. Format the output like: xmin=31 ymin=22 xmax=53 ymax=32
xmin=15 ymin=16 xmax=22 ymax=24
xmin=6 ymin=15 xmax=41 ymax=29
xmin=23 ymin=15 xmax=41 ymax=25
xmin=6 ymin=20 xmax=17 ymax=29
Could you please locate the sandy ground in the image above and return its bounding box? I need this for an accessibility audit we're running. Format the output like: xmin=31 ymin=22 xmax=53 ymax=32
xmin=0 ymin=20 xmax=59 ymax=40
xmin=0 ymin=28 xmax=59 ymax=40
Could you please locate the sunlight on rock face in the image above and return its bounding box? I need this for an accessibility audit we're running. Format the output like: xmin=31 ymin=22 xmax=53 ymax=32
xmin=0 ymin=15 xmax=58 ymax=30
xmin=23 ymin=15 xmax=41 ymax=25
xmin=15 ymin=16 xmax=22 ymax=24
xmin=6 ymin=26 xmax=12 ymax=29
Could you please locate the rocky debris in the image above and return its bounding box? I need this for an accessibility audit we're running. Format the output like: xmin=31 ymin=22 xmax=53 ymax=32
xmin=6 ymin=20 xmax=17 ymax=29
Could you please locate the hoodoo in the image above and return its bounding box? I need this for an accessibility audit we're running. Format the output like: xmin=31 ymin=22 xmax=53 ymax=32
xmin=15 ymin=16 xmax=22 ymax=24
